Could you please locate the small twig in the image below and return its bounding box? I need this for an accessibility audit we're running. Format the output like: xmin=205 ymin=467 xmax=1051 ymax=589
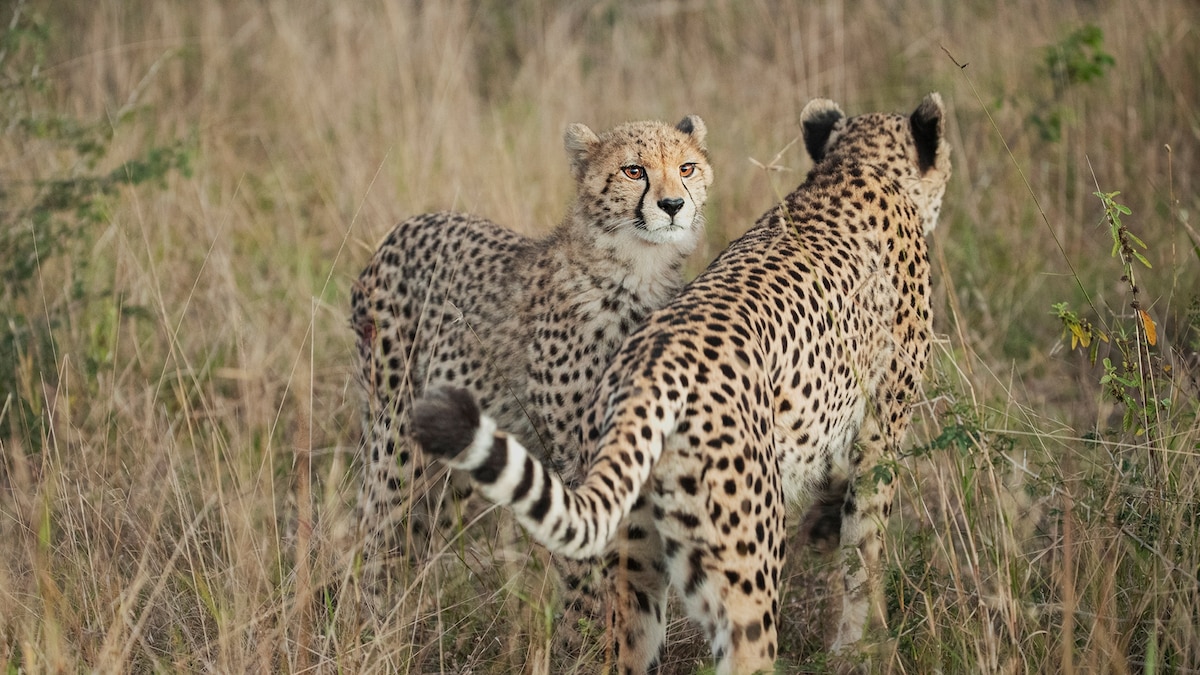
xmin=941 ymin=45 xmax=969 ymax=70
xmin=748 ymin=134 xmax=801 ymax=173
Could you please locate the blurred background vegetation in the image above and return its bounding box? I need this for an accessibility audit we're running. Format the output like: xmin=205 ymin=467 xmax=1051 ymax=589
xmin=1 ymin=0 xmax=1197 ymax=672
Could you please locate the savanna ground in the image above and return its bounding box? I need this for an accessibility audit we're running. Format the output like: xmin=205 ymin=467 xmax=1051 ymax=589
xmin=2 ymin=0 xmax=1198 ymax=672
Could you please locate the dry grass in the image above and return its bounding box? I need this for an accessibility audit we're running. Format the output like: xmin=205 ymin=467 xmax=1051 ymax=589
xmin=2 ymin=0 xmax=1198 ymax=672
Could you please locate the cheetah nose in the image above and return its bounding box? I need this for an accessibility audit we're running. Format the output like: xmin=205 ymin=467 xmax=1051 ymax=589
xmin=657 ymin=197 xmax=685 ymax=217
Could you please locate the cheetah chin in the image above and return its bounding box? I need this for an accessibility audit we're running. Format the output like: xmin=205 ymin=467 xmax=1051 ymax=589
xmin=636 ymin=221 xmax=696 ymax=245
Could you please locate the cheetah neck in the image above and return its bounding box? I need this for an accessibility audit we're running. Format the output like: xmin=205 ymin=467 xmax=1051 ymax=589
xmin=541 ymin=213 xmax=697 ymax=308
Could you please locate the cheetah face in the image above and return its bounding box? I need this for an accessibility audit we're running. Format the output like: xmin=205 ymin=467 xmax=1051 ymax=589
xmin=565 ymin=116 xmax=712 ymax=250
xmin=802 ymin=93 xmax=952 ymax=235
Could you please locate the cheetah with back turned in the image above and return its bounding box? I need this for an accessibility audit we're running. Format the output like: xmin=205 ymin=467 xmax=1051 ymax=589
xmin=412 ymin=94 xmax=952 ymax=674
xmin=352 ymin=116 xmax=712 ymax=581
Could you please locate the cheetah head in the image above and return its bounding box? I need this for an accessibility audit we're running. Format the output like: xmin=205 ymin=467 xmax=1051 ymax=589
xmin=801 ymin=93 xmax=952 ymax=235
xmin=564 ymin=116 xmax=712 ymax=251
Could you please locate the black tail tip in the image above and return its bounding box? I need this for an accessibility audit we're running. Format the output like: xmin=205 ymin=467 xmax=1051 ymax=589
xmin=412 ymin=386 xmax=482 ymax=459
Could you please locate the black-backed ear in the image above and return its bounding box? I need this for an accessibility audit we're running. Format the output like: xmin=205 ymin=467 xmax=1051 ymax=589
xmin=676 ymin=115 xmax=707 ymax=150
xmin=800 ymin=98 xmax=845 ymax=163
xmin=910 ymin=92 xmax=945 ymax=174
xmin=564 ymin=123 xmax=601 ymax=181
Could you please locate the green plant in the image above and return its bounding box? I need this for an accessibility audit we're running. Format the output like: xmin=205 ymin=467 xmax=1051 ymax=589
xmin=1053 ymin=190 xmax=1169 ymax=442
xmin=1046 ymin=185 xmax=1200 ymax=674
xmin=0 ymin=3 xmax=194 ymax=442
xmin=1043 ymin=24 xmax=1116 ymax=95
xmin=1029 ymin=24 xmax=1115 ymax=141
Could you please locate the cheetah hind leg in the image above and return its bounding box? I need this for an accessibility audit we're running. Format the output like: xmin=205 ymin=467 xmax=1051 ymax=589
xmin=550 ymin=555 xmax=610 ymax=671
xmin=830 ymin=417 xmax=896 ymax=654
xmin=358 ymin=432 xmax=479 ymax=620
xmin=608 ymin=493 xmax=670 ymax=675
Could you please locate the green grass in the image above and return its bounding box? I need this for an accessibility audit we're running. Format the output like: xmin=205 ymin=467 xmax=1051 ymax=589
xmin=2 ymin=0 xmax=1198 ymax=672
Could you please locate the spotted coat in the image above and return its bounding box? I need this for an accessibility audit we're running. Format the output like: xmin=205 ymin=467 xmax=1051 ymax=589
xmin=412 ymin=94 xmax=952 ymax=675
xmin=352 ymin=117 xmax=713 ymax=595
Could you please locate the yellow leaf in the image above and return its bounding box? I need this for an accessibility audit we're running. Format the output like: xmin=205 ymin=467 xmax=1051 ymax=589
xmin=1138 ymin=309 xmax=1157 ymax=346
xmin=1069 ymin=324 xmax=1090 ymax=348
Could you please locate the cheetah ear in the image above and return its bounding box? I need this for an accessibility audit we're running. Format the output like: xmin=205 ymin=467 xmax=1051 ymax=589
xmin=675 ymin=115 xmax=707 ymax=150
xmin=564 ymin=123 xmax=601 ymax=181
xmin=800 ymin=98 xmax=845 ymax=163
xmin=910 ymin=92 xmax=946 ymax=174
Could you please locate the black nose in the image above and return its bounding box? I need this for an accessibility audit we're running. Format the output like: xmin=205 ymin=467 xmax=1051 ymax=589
xmin=657 ymin=197 xmax=685 ymax=217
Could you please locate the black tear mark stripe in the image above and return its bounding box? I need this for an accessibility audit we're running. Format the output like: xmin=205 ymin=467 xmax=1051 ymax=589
xmin=636 ymin=171 xmax=651 ymax=227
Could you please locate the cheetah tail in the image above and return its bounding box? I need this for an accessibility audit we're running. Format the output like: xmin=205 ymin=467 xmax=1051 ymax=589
xmin=412 ymin=385 xmax=672 ymax=560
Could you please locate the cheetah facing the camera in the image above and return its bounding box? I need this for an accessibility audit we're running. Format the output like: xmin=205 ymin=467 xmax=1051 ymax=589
xmin=412 ymin=94 xmax=952 ymax=674
xmin=352 ymin=116 xmax=712 ymax=581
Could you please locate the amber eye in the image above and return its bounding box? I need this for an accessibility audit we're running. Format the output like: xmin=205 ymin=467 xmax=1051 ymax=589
xmin=621 ymin=165 xmax=645 ymax=180
xmin=680 ymin=163 xmax=697 ymax=178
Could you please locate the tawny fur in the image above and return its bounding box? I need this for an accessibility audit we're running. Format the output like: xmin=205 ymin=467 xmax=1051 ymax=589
xmin=352 ymin=117 xmax=713 ymax=624
xmin=412 ymin=94 xmax=952 ymax=675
